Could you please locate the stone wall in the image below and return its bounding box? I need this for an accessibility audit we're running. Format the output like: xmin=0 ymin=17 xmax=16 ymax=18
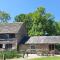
xmin=19 ymin=44 xmax=49 ymax=53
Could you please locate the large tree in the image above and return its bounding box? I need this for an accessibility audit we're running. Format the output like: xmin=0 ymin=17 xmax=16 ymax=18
xmin=28 ymin=7 xmax=58 ymax=36
xmin=15 ymin=13 xmax=33 ymax=33
xmin=0 ymin=11 xmax=11 ymax=23
xmin=15 ymin=7 xmax=59 ymax=36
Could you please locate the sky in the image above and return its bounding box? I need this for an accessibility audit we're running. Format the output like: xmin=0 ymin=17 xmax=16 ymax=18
xmin=0 ymin=0 xmax=60 ymax=22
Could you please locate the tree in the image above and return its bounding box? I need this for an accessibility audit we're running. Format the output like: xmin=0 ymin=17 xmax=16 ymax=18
xmin=15 ymin=6 xmax=59 ymax=36
xmin=0 ymin=11 xmax=11 ymax=23
xmin=56 ymin=22 xmax=60 ymax=35
xmin=28 ymin=7 xmax=57 ymax=36
xmin=15 ymin=13 xmax=33 ymax=33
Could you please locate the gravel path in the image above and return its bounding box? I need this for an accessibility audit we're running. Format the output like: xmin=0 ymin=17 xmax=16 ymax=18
xmin=6 ymin=54 xmax=47 ymax=60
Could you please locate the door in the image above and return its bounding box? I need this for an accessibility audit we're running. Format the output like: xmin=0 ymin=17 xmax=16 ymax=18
xmin=49 ymin=44 xmax=55 ymax=51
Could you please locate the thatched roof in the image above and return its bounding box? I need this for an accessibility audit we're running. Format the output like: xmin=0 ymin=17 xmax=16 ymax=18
xmin=25 ymin=36 xmax=60 ymax=44
xmin=0 ymin=22 xmax=23 ymax=33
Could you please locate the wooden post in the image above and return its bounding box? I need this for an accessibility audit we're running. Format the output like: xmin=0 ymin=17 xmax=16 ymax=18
xmin=54 ymin=44 xmax=55 ymax=50
xmin=51 ymin=44 xmax=52 ymax=50
xmin=2 ymin=44 xmax=6 ymax=60
xmin=54 ymin=44 xmax=55 ymax=55
xmin=3 ymin=54 xmax=5 ymax=60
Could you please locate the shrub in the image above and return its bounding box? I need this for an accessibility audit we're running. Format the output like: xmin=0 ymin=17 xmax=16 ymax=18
xmin=0 ymin=50 xmax=22 ymax=59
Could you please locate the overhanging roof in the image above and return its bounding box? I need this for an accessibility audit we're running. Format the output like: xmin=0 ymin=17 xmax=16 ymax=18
xmin=25 ymin=36 xmax=60 ymax=44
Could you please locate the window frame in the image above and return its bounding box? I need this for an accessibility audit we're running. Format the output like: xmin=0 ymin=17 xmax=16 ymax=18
xmin=30 ymin=45 xmax=35 ymax=49
xmin=5 ymin=44 xmax=12 ymax=49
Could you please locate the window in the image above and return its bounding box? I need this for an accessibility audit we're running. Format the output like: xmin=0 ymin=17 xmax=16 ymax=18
xmin=0 ymin=34 xmax=15 ymax=39
xmin=9 ymin=34 xmax=15 ymax=38
xmin=31 ymin=45 xmax=35 ymax=49
xmin=0 ymin=34 xmax=8 ymax=39
xmin=30 ymin=45 xmax=36 ymax=54
xmin=0 ymin=44 xmax=3 ymax=48
xmin=5 ymin=44 xmax=12 ymax=49
xmin=49 ymin=44 xmax=54 ymax=51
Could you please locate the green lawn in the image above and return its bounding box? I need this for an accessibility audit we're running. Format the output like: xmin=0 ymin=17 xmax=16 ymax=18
xmin=30 ymin=56 xmax=60 ymax=60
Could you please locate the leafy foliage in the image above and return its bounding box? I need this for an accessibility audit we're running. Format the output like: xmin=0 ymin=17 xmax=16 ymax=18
xmin=56 ymin=22 xmax=60 ymax=35
xmin=0 ymin=11 xmax=11 ymax=23
xmin=15 ymin=6 xmax=60 ymax=36
xmin=0 ymin=50 xmax=22 ymax=59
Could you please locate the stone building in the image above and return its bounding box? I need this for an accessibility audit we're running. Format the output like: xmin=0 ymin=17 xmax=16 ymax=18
xmin=20 ymin=36 xmax=60 ymax=53
xmin=0 ymin=22 xmax=60 ymax=54
xmin=0 ymin=22 xmax=27 ymax=51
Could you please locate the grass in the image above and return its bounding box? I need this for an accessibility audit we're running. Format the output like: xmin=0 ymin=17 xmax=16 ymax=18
xmin=30 ymin=56 xmax=60 ymax=60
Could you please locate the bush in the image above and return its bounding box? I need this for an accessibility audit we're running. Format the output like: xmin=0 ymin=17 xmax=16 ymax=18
xmin=0 ymin=50 xmax=22 ymax=59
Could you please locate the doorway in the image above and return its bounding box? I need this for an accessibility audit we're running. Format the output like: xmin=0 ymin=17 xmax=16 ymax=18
xmin=49 ymin=44 xmax=55 ymax=51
